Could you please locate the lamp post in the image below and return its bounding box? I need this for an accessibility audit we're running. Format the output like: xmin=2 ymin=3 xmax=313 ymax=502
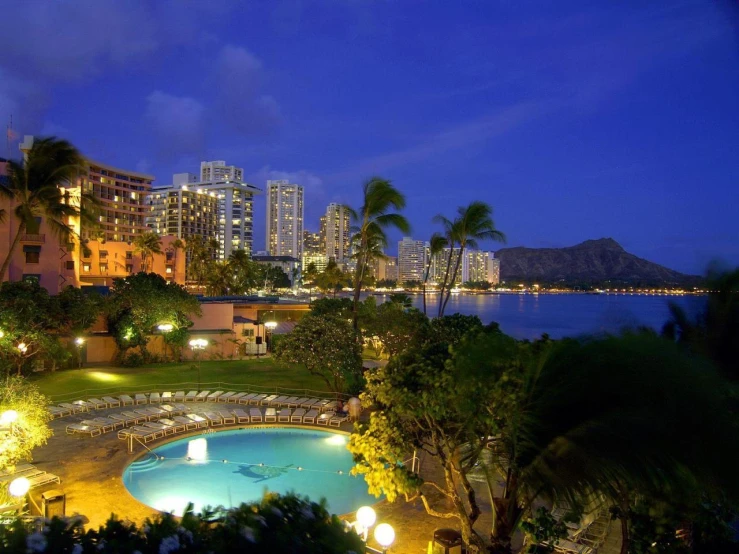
xmin=356 ymin=505 xmax=377 ymax=543
xmin=264 ymin=320 xmax=277 ymax=353
xmin=74 ymin=337 xmax=85 ymax=368
xmin=374 ymin=523 xmax=395 ymax=553
xmin=158 ymin=324 xmax=174 ymax=361
xmin=188 ymin=338 xmax=207 ymax=390
xmin=1 ymin=409 xmax=18 ymax=435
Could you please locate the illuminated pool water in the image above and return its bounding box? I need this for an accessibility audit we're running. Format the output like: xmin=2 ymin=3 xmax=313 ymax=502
xmin=122 ymin=428 xmax=377 ymax=516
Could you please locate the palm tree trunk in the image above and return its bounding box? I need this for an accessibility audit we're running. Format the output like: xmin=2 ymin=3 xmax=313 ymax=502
xmin=352 ymin=252 xmax=366 ymax=331
xmin=437 ymin=244 xmax=455 ymax=317
xmin=422 ymin=257 xmax=433 ymax=316
xmin=441 ymin=245 xmax=465 ymax=317
xmin=0 ymin=220 xmax=27 ymax=282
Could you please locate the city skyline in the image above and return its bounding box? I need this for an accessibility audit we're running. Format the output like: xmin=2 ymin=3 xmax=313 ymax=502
xmin=1 ymin=2 xmax=738 ymax=273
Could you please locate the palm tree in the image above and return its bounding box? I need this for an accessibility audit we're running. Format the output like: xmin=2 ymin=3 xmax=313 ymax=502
xmin=316 ymin=259 xmax=346 ymax=298
xmin=304 ymin=262 xmax=318 ymax=302
xmin=435 ymin=201 xmax=505 ymax=317
xmin=205 ymin=261 xmax=234 ymax=296
xmin=229 ymin=249 xmax=257 ymax=294
xmin=132 ymin=232 xmax=163 ymax=273
xmin=0 ymin=137 xmax=96 ymax=282
xmin=422 ymin=232 xmax=448 ymax=315
xmin=348 ymin=177 xmax=410 ymax=329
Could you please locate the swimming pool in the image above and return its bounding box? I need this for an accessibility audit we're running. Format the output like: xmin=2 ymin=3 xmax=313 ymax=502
xmin=122 ymin=428 xmax=377 ymax=516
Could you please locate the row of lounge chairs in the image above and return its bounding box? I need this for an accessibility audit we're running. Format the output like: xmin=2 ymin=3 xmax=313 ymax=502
xmin=0 ymin=463 xmax=61 ymax=489
xmin=49 ymin=391 xmax=341 ymax=419
xmin=65 ymin=403 xmax=350 ymax=441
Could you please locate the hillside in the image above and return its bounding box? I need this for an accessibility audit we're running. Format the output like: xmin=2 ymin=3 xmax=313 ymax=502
xmin=495 ymin=238 xmax=700 ymax=286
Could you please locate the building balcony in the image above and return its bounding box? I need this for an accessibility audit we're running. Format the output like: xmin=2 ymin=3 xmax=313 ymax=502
xmin=21 ymin=234 xmax=45 ymax=243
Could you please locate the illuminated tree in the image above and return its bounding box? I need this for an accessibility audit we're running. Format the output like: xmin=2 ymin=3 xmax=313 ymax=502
xmin=132 ymin=232 xmax=163 ymax=273
xmin=0 ymin=376 xmax=52 ymax=471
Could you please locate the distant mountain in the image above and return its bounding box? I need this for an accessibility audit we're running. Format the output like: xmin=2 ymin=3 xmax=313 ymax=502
xmin=495 ymin=238 xmax=700 ymax=286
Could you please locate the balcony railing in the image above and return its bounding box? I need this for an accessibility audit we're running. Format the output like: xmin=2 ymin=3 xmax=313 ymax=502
xmin=21 ymin=234 xmax=45 ymax=243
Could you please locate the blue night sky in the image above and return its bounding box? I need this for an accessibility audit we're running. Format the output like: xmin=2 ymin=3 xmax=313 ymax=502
xmin=1 ymin=1 xmax=738 ymax=274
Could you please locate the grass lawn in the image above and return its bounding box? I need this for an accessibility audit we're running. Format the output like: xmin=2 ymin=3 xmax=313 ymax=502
xmin=30 ymin=358 xmax=331 ymax=401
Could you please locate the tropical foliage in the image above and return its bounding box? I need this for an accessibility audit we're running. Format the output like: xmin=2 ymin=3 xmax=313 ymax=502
xmin=274 ymin=313 xmax=363 ymax=394
xmin=0 ymin=137 xmax=98 ymax=282
xmin=0 ymin=376 xmax=52 ymax=471
xmin=348 ymin=177 xmax=410 ymax=328
xmin=0 ymin=493 xmax=364 ymax=554
xmin=132 ymin=232 xmax=163 ymax=273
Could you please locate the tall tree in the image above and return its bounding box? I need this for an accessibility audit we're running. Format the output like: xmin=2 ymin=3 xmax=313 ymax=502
xmin=132 ymin=232 xmax=163 ymax=273
xmin=435 ymin=202 xmax=505 ymax=317
xmin=348 ymin=178 xmax=410 ymax=330
xmin=422 ymin=232 xmax=448 ymax=315
xmin=303 ymin=262 xmax=319 ymax=302
xmin=0 ymin=137 xmax=97 ymax=282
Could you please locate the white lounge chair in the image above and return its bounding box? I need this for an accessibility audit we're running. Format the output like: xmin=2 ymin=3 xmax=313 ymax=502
xmin=118 ymin=395 xmax=134 ymax=406
xmin=88 ymin=398 xmax=108 ymax=409
xmin=121 ymin=411 xmax=147 ymax=424
xmin=185 ymin=413 xmax=209 ymax=428
xmin=292 ymin=398 xmax=310 ymax=408
xmin=149 ymin=392 xmax=161 ymax=404
xmin=264 ymin=408 xmax=277 ymax=422
xmin=185 ymin=391 xmax=198 ymax=402
xmin=161 ymin=392 xmax=173 ymax=402
xmin=278 ymin=408 xmax=291 ymax=422
xmin=92 ymin=417 xmax=125 ymax=430
xmin=132 ymin=425 xmax=163 ymax=440
xmin=218 ymin=392 xmax=236 ymax=403
xmin=134 ymin=393 xmax=148 ymax=405
xmin=217 ymin=410 xmax=236 ymax=425
xmin=133 ymin=409 xmax=155 ymax=421
xmin=173 ymin=403 xmax=188 ymax=413
xmin=173 ymin=416 xmax=199 ymax=430
xmin=195 ymin=391 xmax=210 ymax=402
xmin=159 ymin=418 xmax=186 ymax=433
xmin=284 ymin=397 xmax=301 ymax=408
xmin=329 ymin=415 xmax=349 ymax=427
xmin=102 ymin=396 xmax=121 ymax=408
xmin=207 ymin=391 xmax=224 ymax=402
xmin=81 ymin=419 xmax=114 ymax=433
xmin=291 ymin=408 xmax=306 ymax=423
xmin=202 ymin=411 xmax=223 ymax=426
xmin=66 ymin=423 xmax=101 ymax=437
xmin=249 ymin=408 xmax=263 ymax=422
xmin=301 ymin=398 xmax=320 ymax=409
xmin=317 ymin=411 xmax=335 ymax=426
xmin=73 ymin=400 xmax=96 ymax=411
xmin=262 ymin=394 xmax=278 ymax=406
xmin=109 ymin=413 xmax=135 ymax=427
xmin=269 ymin=395 xmax=288 ymax=407
xmin=230 ymin=392 xmax=248 ymax=403
xmin=142 ymin=421 xmax=173 ymax=436
xmin=232 ymin=409 xmax=250 ymax=423
xmin=303 ymin=409 xmax=319 ymax=424
xmin=174 ymin=391 xmax=186 ymax=401
xmin=250 ymin=394 xmax=268 ymax=405
xmin=49 ymin=406 xmax=70 ymax=418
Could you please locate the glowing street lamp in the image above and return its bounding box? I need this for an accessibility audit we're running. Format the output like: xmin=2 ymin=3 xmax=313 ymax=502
xmin=374 ymin=523 xmax=395 ymax=553
xmin=356 ymin=505 xmax=376 ymax=542
xmin=16 ymin=343 xmax=27 ymax=354
xmin=9 ymin=476 xmax=30 ymax=498
xmin=189 ymin=338 xmax=208 ymax=391
xmin=1 ymin=410 xmax=18 ymax=425
xmin=0 ymin=329 xmax=4 ymax=338
xmin=158 ymin=324 xmax=174 ymax=332
xmin=75 ymin=337 xmax=86 ymax=368
xmin=264 ymin=320 xmax=277 ymax=354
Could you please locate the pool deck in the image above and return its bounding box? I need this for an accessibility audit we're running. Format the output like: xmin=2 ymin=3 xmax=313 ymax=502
xmin=29 ymin=404 xmax=621 ymax=553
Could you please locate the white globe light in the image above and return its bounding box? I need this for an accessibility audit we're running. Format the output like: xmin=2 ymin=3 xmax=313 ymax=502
xmin=1 ymin=410 xmax=18 ymax=424
xmin=265 ymin=320 xmax=278 ymax=330
xmin=374 ymin=523 xmax=395 ymax=548
xmin=356 ymin=505 xmax=376 ymax=529
xmin=9 ymin=476 xmax=30 ymax=497
xmin=75 ymin=337 xmax=85 ymax=345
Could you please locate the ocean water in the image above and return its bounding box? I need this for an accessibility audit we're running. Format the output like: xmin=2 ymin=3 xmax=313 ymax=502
xmin=397 ymin=293 xmax=706 ymax=340
xmin=123 ymin=428 xmax=377 ymax=516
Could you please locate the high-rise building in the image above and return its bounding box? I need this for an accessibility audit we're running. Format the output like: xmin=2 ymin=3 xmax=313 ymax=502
xmin=397 ymin=237 xmax=428 ymax=284
xmin=488 ymin=257 xmax=501 ymax=285
xmin=200 ymin=161 xmax=243 ymax=182
xmin=374 ymin=255 xmax=398 ymax=282
xmin=303 ymin=230 xmax=322 ymax=255
xmin=147 ymin=168 xmax=261 ymax=259
xmin=320 ymin=203 xmax=351 ymax=263
xmin=265 ymin=180 xmax=304 ymax=258
xmin=429 ymin=247 xmax=462 ymax=285
xmin=462 ymin=250 xmax=491 ymax=283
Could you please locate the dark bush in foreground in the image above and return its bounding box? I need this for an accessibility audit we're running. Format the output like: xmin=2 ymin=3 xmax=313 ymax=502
xmin=0 ymin=493 xmax=364 ymax=554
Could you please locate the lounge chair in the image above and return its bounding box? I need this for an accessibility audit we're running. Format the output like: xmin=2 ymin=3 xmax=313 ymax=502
xmin=66 ymin=423 xmax=102 ymax=437
xmin=291 ymin=408 xmax=306 ymax=423
xmin=118 ymin=395 xmax=134 ymax=406
xmin=284 ymin=397 xmax=301 ymax=408
xmin=232 ymin=409 xmax=250 ymax=423
xmin=0 ymin=464 xmax=36 ymax=479
xmin=27 ymin=472 xmax=61 ymax=488
xmin=159 ymin=418 xmax=186 ymax=434
xmin=173 ymin=403 xmax=188 ymax=413
xmin=134 ymin=393 xmax=148 ymax=405
xmin=195 ymin=391 xmax=210 ymax=402
xmin=250 ymin=394 xmax=268 ymax=405
xmin=202 ymin=411 xmax=223 ymax=426
xmin=185 ymin=391 xmax=198 ymax=402
xmin=49 ymin=406 xmax=71 ymax=418
xmin=109 ymin=413 xmax=135 ymax=427
xmin=264 ymin=408 xmax=277 ymax=422
xmin=133 ymin=409 xmax=155 ymax=421
xmin=262 ymin=394 xmax=278 ymax=406
xmin=132 ymin=425 xmax=163 ymax=440
xmin=217 ymin=410 xmax=236 ymax=425
xmin=230 ymin=392 xmax=248 ymax=403
xmin=81 ymin=419 xmax=114 ymax=433
xmin=0 ymin=469 xmax=44 ymax=483
xmin=161 ymin=392 xmax=173 ymax=402
xmin=142 ymin=421 xmax=173 ymax=436
xmin=121 ymin=411 xmax=147 ymax=424
xmin=278 ymin=408 xmax=291 ymax=422
xmin=329 ymin=414 xmax=349 ymax=427
xmin=269 ymin=395 xmax=289 ymax=407
xmin=174 ymin=391 xmax=186 ymax=401
xmin=292 ymin=398 xmax=310 ymax=408
xmin=249 ymin=408 xmax=263 ymax=422
xmin=118 ymin=427 xmax=153 ymax=441
xmin=92 ymin=417 xmax=125 ymax=430
xmin=185 ymin=414 xmax=209 ymax=428
xmin=88 ymin=398 xmax=108 ymax=409
xmin=301 ymin=398 xmax=320 ymax=409
xmin=322 ymin=401 xmax=338 ymax=412
xmin=207 ymin=391 xmax=223 ymax=402
xmin=102 ymin=396 xmax=121 ymax=408
xmin=303 ymin=409 xmax=319 ymax=424
xmin=317 ymin=411 xmax=335 ymax=426
xmin=143 ymin=406 xmax=167 ymax=417
xmin=73 ymin=400 xmax=95 ymax=411
xmin=172 ymin=416 xmax=199 ymax=430
xmin=149 ymin=392 xmax=161 ymax=404
xmin=218 ymin=392 xmax=235 ymax=403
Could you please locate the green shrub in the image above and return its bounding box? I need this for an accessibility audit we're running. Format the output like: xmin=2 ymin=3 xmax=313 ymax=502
xmin=0 ymin=493 xmax=365 ymax=553
xmin=121 ymin=352 xmax=144 ymax=367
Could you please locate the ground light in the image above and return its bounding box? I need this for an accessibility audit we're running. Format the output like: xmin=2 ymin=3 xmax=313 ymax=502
xmin=9 ymin=477 xmax=30 ymax=497
xmin=1 ymin=410 xmax=18 ymax=425
xmin=374 ymin=523 xmax=395 ymax=553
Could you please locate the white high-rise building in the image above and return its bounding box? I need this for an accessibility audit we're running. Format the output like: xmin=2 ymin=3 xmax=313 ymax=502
xmin=430 ymin=247 xmax=462 ymax=285
xmin=265 ymin=180 xmax=304 ymax=258
xmin=397 ymin=237 xmax=428 ymax=284
xmin=200 ymin=161 xmax=243 ymax=183
xmin=147 ymin=169 xmax=261 ymax=259
xmin=459 ymin=250 xmax=500 ymax=284
xmin=488 ymin=257 xmax=501 ymax=285
xmin=320 ymin=203 xmax=351 ymax=263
